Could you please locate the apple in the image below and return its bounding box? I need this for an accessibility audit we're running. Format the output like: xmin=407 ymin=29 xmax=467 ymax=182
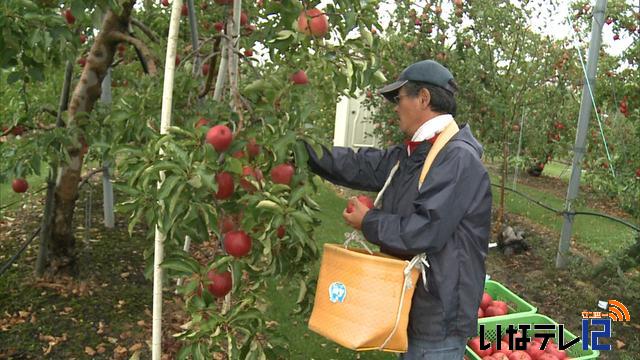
xmin=468 ymin=337 xmax=493 ymax=357
xmin=79 ymin=34 xmax=87 ymax=44
xmin=232 ymin=150 xmax=245 ymax=159
xmin=205 ymin=125 xmax=233 ymax=152
xmin=454 ymin=0 xmax=464 ymax=7
xmin=492 ymin=300 xmax=509 ymax=313
xmin=200 ymin=1 xmax=208 ymax=10
xmin=537 ymin=354 xmax=559 ymax=360
xmin=525 ymin=341 xmax=545 ymax=359
xmin=161 ymin=0 xmax=170 ymax=6
xmin=545 ymin=344 xmax=566 ymax=359
xmin=12 ymin=178 xmax=28 ymax=193
xmin=206 ymin=270 xmax=232 ymax=297
xmin=491 ymin=341 xmax=512 ymax=357
xmin=246 ymin=138 xmax=260 ymax=158
xmin=484 ymin=305 xmax=507 ymax=317
xmin=214 ymin=22 xmax=224 ymax=32
xmin=291 ymin=70 xmax=308 ymax=85
xmin=215 ymin=172 xmax=234 ymax=200
xmin=244 ymin=49 xmax=253 ymax=57
xmin=77 ymin=57 xmax=87 ymax=67
xmin=243 ymin=24 xmax=256 ymax=35
xmin=613 ymin=34 xmax=620 ymax=40
xmin=117 ymin=43 xmax=126 ymax=53
xmin=214 ymin=0 xmax=232 ymax=4
xmin=181 ymin=4 xmax=188 ymax=16
xmin=481 ymin=292 xmax=493 ymax=310
xmin=508 ymin=351 xmax=531 ymax=360
xmin=512 ymin=124 xmax=520 ymax=132
xmin=478 ymin=307 xmax=485 ymax=318
xmin=223 ymin=230 xmax=252 ymax=257
xmin=635 ymin=168 xmax=640 ymax=178
xmin=175 ymin=55 xmax=181 ymax=66
xmin=202 ymin=63 xmax=210 ymax=76
xmin=493 ymin=354 xmax=510 ymax=360
xmin=240 ymin=12 xmax=248 ymax=26
xmin=297 ymin=8 xmax=329 ymax=37
xmin=195 ymin=117 xmax=208 ymax=128
xmin=346 ymin=195 xmax=375 ymax=213
xmin=270 ymin=164 xmax=295 ymax=185
xmin=63 ymin=9 xmax=75 ymax=24
xmin=220 ymin=215 xmax=236 ymax=233
xmin=240 ymin=166 xmax=263 ymax=192
xmin=276 ymin=225 xmax=286 ymax=239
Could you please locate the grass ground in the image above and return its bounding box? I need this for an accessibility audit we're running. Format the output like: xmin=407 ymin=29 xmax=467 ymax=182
xmin=1 ymin=166 xmax=638 ymax=359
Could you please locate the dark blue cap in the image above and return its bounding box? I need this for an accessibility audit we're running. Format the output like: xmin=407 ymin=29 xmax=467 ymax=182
xmin=379 ymin=60 xmax=456 ymax=101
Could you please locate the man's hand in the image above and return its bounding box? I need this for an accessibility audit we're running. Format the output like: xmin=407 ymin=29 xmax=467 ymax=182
xmin=342 ymin=196 xmax=371 ymax=230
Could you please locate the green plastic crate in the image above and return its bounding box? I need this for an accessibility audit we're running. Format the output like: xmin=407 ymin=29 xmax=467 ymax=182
xmin=465 ymin=313 xmax=600 ymax=359
xmin=480 ymin=280 xmax=537 ymax=322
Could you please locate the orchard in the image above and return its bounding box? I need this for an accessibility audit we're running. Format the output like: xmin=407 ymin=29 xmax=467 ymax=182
xmin=0 ymin=0 xmax=638 ymax=359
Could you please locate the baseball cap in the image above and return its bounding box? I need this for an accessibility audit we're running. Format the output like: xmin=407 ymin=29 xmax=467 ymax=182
xmin=379 ymin=60 xmax=456 ymax=102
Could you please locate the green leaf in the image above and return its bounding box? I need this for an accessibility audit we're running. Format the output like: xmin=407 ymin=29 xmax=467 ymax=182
xmin=225 ymin=157 xmax=243 ymax=175
xmin=275 ymin=30 xmax=294 ymax=40
xmin=256 ymin=200 xmax=283 ymax=214
xmin=158 ymin=175 xmax=182 ymax=200
xmin=161 ymin=255 xmax=200 ymax=275
xmin=295 ymin=278 xmax=307 ymax=304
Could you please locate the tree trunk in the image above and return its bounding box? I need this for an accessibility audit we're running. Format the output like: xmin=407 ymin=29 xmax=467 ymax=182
xmin=46 ymin=1 xmax=137 ymax=276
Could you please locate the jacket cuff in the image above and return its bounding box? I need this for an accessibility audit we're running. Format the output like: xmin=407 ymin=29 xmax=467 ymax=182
xmin=361 ymin=209 xmax=381 ymax=246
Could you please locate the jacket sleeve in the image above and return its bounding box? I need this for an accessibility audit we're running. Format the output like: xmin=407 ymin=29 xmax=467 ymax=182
xmin=361 ymin=146 xmax=490 ymax=256
xmin=302 ymin=140 xmax=401 ymax=192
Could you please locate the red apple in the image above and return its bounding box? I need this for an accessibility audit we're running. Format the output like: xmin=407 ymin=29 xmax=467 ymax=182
xmin=202 ymin=63 xmax=210 ymax=76
xmin=12 ymin=178 xmax=28 ymax=193
xmin=161 ymin=0 xmax=170 ymax=6
xmin=240 ymin=12 xmax=248 ymax=26
xmin=175 ymin=55 xmax=181 ymax=66
xmin=538 ymin=354 xmax=559 ymax=360
xmin=243 ymin=24 xmax=256 ymax=35
xmin=195 ymin=117 xmax=208 ymax=128
xmin=481 ymin=292 xmax=493 ymax=310
xmin=77 ymin=57 xmax=87 ymax=67
xmin=492 ymin=300 xmax=509 ymax=313
xmin=291 ymin=70 xmax=308 ymax=85
xmin=297 ymin=8 xmax=329 ymax=37
xmin=508 ymin=351 xmax=531 ymax=360
xmin=545 ymin=344 xmax=566 ymax=359
xmin=206 ymin=270 xmax=232 ymax=297
xmin=214 ymin=21 xmax=224 ymax=32
xmin=484 ymin=305 xmax=507 ymax=317
xmin=468 ymin=337 xmax=493 ymax=357
xmin=346 ymin=195 xmax=375 ymax=213
xmin=10 ymin=126 xmax=25 ymax=136
xmin=492 ymin=354 xmax=510 ymax=360
xmin=526 ymin=341 xmax=545 ymax=359
xmin=276 ymin=225 xmax=286 ymax=239
xmin=220 ymin=215 xmax=236 ymax=233
xmin=63 ymin=9 xmax=75 ymax=24
xmin=240 ymin=166 xmax=263 ymax=192
xmin=79 ymin=34 xmax=87 ymax=44
xmin=246 ymin=138 xmax=260 ymax=158
xmin=478 ymin=307 xmax=485 ymax=318
xmin=215 ymin=172 xmax=234 ymax=200
xmin=613 ymin=34 xmax=620 ymax=40
xmin=244 ymin=48 xmax=253 ymax=57
xmin=181 ymin=4 xmax=188 ymax=16
xmin=635 ymin=168 xmax=640 ymax=178
xmin=270 ymin=164 xmax=295 ymax=185
xmin=232 ymin=150 xmax=245 ymax=159
xmin=223 ymin=230 xmax=252 ymax=257
xmin=491 ymin=342 xmax=512 ymax=357
xmin=205 ymin=125 xmax=233 ymax=152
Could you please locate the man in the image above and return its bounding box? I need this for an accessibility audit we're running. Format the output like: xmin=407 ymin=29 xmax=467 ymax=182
xmin=303 ymin=60 xmax=492 ymax=359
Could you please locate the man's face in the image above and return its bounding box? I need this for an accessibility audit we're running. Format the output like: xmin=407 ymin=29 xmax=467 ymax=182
xmin=393 ymin=87 xmax=425 ymax=137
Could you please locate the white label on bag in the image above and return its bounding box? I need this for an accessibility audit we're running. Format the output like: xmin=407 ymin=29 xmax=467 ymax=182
xmin=329 ymin=282 xmax=347 ymax=303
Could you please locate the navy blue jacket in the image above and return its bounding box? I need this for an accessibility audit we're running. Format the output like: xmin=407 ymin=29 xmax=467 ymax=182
xmin=304 ymin=123 xmax=492 ymax=341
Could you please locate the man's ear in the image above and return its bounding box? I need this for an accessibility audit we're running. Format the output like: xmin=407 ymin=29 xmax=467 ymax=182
xmin=420 ymin=88 xmax=431 ymax=110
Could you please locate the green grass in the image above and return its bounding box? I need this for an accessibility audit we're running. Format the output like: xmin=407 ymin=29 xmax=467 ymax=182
xmin=264 ymin=178 xmax=394 ymax=360
xmin=541 ymin=161 xmax=573 ymax=181
xmin=490 ymin=173 xmax=637 ymax=256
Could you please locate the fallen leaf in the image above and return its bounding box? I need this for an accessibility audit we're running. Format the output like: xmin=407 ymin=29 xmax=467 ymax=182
xmin=85 ymin=346 xmax=96 ymax=356
xmin=616 ymin=340 xmax=626 ymax=349
xmin=129 ymin=343 xmax=143 ymax=352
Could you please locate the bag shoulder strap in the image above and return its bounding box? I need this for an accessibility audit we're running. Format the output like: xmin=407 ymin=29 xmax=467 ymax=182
xmin=417 ymin=121 xmax=460 ymax=189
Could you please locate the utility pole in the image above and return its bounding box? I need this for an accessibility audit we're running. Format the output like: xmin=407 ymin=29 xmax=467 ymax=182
xmin=556 ymin=0 xmax=607 ymax=268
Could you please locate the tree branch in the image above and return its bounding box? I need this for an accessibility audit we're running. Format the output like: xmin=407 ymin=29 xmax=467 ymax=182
xmin=199 ymin=37 xmax=222 ymax=98
xmin=109 ymin=31 xmax=157 ymax=75
xmin=131 ymin=18 xmax=159 ymax=43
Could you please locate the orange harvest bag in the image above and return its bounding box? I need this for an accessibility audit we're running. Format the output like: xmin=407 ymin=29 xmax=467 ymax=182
xmin=307 ymin=121 xmax=460 ymax=352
